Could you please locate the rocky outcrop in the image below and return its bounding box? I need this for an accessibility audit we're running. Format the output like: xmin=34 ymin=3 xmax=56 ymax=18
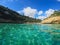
xmin=41 ymin=16 xmax=60 ymax=24
xmin=41 ymin=11 xmax=60 ymax=24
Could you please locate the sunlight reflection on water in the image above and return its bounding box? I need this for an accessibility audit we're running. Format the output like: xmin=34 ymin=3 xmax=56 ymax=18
xmin=0 ymin=24 xmax=60 ymax=45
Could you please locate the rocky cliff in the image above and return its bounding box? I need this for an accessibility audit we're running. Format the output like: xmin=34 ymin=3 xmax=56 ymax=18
xmin=41 ymin=11 xmax=60 ymax=24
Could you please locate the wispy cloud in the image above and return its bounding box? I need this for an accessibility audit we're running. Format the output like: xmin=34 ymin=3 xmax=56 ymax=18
xmin=45 ymin=9 xmax=55 ymax=17
xmin=18 ymin=7 xmax=55 ymax=20
xmin=57 ymin=0 xmax=60 ymax=2
xmin=38 ymin=11 xmax=43 ymax=16
xmin=0 ymin=0 xmax=18 ymax=4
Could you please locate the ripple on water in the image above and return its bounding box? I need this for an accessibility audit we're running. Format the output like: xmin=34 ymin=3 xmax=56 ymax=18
xmin=0 ymin=24 xmax=60 ymax=45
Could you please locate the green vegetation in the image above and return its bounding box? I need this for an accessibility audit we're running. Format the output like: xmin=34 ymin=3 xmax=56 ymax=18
xmin=50 ymin=10 xmax=60 ymax=17
xmin=43 ymin=10 xmax=60 ymax=20
xmin=0 ymin=5 xmax=41 ymax=23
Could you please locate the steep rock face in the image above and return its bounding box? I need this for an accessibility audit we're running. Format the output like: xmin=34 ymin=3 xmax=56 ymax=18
xmin=41 ymin=16 xmax=60 ymax=24
xmin=41 ymin=11 xmax=60 ymax=24
xmin=0 ymin=5 xmax=41 ymax=23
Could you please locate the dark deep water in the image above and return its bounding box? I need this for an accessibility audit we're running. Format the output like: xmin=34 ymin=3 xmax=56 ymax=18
xmin=0 ymin=24 xmax=60 ymax=45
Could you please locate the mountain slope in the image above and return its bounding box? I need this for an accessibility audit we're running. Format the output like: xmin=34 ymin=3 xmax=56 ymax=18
xmin=41 ymin=11 xmax=60 ymax=24
xmin=0 ymin=5 xmax=41 ymax=23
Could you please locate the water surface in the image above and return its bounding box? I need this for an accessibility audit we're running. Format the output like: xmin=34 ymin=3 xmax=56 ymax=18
xmin=0 ymin=24 xmax=60 ymax=45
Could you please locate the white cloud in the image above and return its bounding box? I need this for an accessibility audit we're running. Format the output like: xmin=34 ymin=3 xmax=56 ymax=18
xmin=17 ymin=7 xmax=55 ymax=20
xmin=22 ymin=7 xmax=37 ymax=18
xmin=45 ymin=9 xmax=55 ymax=17
xmin=38 ymin=11 xmax=43 ymax=15
xmin=36 ymin=9 xmax=55 ymax=20
xmin=57 ymin=0 xmax=60 ymax=2
xmin=37 ymin=16 xmax=47 ymax=20
xmin=17 ymin=7 xmax=43 ymax=19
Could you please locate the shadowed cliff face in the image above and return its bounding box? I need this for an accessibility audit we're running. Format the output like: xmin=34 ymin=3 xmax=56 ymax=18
xmin=41 ymin=11 xmax=60 ymax=24
xmin=0 ymin=5 xmax=41 ymax=23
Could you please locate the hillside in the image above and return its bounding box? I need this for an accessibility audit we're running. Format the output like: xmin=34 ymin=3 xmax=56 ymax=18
xmin=41 ymin=11 xmax=60 ymax=24
xmin=0 ymin=5 xmax=41 ymax=23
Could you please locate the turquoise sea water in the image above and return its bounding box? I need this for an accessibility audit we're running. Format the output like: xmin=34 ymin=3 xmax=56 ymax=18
xmin=0 ymin=24 xmax=60 ymax=45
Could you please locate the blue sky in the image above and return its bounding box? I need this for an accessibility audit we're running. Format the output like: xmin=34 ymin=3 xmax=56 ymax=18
xmin=0 ymin=0 xmax=60 ymax=20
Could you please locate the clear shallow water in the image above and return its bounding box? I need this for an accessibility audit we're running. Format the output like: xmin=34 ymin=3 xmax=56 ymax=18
xmin=0 ymin=24 xmax=60 ymax=45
